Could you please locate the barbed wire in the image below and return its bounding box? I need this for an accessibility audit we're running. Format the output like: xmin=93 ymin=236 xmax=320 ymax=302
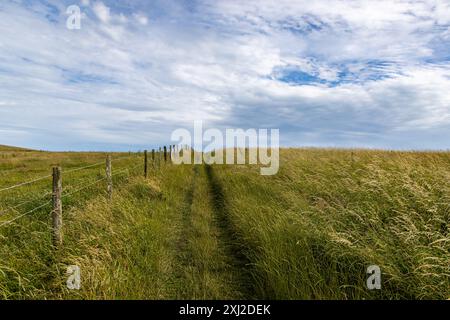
xmin=0 ymin=153 xmax=142 ymax=193
xmin=0 ymin=152 xmax=147 ymax=229
xmin=62 ymin=176 xmax=108 ymax=199
xmin=63 ymin=160 xmax=105 ymax=174
xmin=0 ymin=174 xmax=52 ymax=194
xmin=62 ymin=175 xmax=103 ymax=194
xmin=61 ymin=163 xmax=142 ymax=199
xmin=8 ymin=190 xmax=53 ymax=211
xmin=112 ymin=163 xmax=142 ymax=177
xmin=0 ymin=200 xmax=52 ymax=228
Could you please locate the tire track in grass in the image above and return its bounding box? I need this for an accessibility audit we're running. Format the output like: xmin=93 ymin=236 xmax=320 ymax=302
xmin=175 ymin=165 xmax=250 ymax=299
xmin=204 ymin=164 xmax=255 ymax=299
xmin=172 ymin=165 xmax=198 ymax=298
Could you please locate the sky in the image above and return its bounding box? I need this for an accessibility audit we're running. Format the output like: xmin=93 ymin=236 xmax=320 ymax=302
xmin=0 ymin=0 xmax=449 ymax=151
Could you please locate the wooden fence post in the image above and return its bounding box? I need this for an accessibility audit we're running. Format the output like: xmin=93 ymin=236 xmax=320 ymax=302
xmin=158 ymin=147 xmax=162 ymax=169
xmin=164 ymin=146 xmax=167 ymax=163
xmin=144 ymin=150 xmax=148 ymax=178
xmin=152 ymin=149 xmax=155 ymax=169
xmin=106 ymin=155 xmax=112 ymax=200
xmin=52 ymin=166 xmax=63 ymax=247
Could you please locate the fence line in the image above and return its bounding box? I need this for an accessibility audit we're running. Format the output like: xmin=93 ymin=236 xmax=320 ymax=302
xmin=0 ymin=200 xmax=52 ymax=228
xmin=0 ymin=154 xmax=142 ymax=194
xmin=0 ymin=146 xmax=178 ymax=238
xmin=62 ymin=173 xmax=110 ymax=196
xmin=0 ymin=174 xmax=52 ymax=194
xmin=112 ymin=163 xmax=143 ymax=178
xmin=0 ymin=163 xmax=137 ymax=227
xmin=0 ymin=159 xmax=109 ymax=194
xmin=9 ymin=190 xmax=53 ymax=211
xmin=63 ymin=160 xmax=105 ymax=174
xmin=61 ymin=176 xmax=108 ymax=199
xmin=59 ymin=160 xmax=142 ymax=199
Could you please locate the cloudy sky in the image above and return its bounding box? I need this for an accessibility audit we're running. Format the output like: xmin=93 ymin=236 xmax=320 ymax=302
xmin=0 ymin=0 xmax=449 ymax=151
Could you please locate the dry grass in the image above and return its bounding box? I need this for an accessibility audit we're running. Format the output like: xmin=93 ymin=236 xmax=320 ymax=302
xmin=0 ymin=147 xmax=448 ymax=299
xmin=210 ymin=148 xmax=450 ymax=299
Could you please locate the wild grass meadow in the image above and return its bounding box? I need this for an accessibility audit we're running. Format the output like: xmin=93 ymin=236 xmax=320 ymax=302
xmin=0 ymin=145 xmax=449 ymax=299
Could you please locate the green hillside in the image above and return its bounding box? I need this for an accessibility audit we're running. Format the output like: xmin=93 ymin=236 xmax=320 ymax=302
xmin=0 ymin=148 xmax=449 ymax=299
xmin=0 ymin=145 xmax=34 ymax=152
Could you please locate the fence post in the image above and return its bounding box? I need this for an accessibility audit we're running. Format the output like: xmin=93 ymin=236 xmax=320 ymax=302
xmin=52 ymin=166 xmax=63 ymax=248
xmin=164 ymin=146 xmax=167 ymax=163
xmin=144 ymin=150 xmax=148 ymax=178
xmin=106 ymin=154 xmax=112 ymax=200
xmin=152 ymin=149 xmax=155 ymax=169
xmin=158 ymin=147 xmax=162 ymax=169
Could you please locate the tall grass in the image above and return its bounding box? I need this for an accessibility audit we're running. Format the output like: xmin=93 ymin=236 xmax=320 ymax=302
xmin=0 ymin=147 xmax=448 ymax=299
xmin=0 ymin=150 xmax=150 ymax=298
xmin=210 ymin=148 xmax=450 ymax=299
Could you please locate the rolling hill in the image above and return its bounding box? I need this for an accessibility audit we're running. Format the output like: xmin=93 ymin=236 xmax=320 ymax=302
xmin=0 ymin=147 xmax=449 ymax=299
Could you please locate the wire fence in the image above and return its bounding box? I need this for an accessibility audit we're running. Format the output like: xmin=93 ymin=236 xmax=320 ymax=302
xmin=9 ymin=190 xmax=53 ymax=211
xmin=0 ymin=174 xmax=52 ymax=194
xmin=0 ymin=200 xmax=52 ymax=228
xmin=61 ymin=176 xmax=108 ymax=200
xmin=62 ymin=160 xmax=106 ymax=175
xmin=0 ymin=146 xmax=182 ymax=238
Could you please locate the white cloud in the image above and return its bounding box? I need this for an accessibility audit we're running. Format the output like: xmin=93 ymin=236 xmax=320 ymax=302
xmin=133 ymin=13 xmax=148 ymax=25
xmin=92 ymin=1 xmax=110 ymax=24
xmin=0 ymin=0 xmax=449 ymax=150
xmin=434 ymin=0 xmax=450 ymax=25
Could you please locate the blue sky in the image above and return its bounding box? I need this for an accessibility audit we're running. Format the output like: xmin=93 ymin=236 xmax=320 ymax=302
xmin=0 ymin=0 xmax=449 ymax=151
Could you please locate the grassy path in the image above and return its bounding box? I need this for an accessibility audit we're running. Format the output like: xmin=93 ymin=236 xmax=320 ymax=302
xmin=204 ymin=165 xmax=255 ymax=298
xmin=175 ymin=165 xmax=249 ymax=299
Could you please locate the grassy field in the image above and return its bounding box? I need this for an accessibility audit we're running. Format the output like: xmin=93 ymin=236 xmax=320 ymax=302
xmin=0 ymin=146 xmax=449 ymax=299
